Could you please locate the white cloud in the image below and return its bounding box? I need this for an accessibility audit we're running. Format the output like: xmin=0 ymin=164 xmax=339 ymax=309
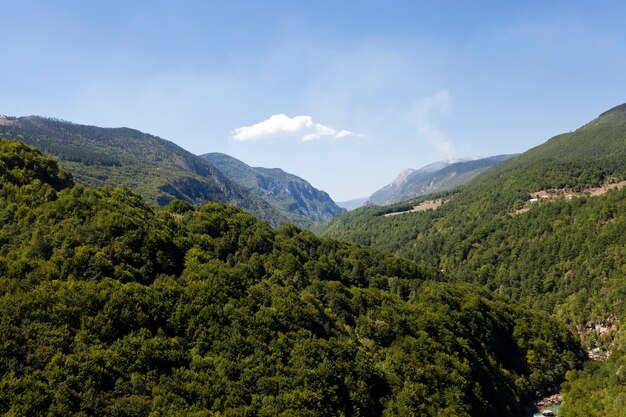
xmin=410 ymin=90 xmax=457 ymax=159
xmin=335 ymin=129 xmax=354 ymax=138
xmin=231 ymin=114 xmax=361 ymax=142
xmin=302 ymin=133 xmax=321 ymax=141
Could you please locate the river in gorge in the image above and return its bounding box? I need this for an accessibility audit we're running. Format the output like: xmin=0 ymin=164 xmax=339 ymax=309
xmin=531 ymin=404 xmax=561 ymax=417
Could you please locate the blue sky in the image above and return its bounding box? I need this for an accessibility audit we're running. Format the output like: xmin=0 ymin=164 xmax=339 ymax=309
xmin=2 ymin=1 xmax=626 ymax=200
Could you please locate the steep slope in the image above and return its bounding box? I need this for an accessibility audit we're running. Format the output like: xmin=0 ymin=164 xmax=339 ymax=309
xmin=368 ymin=155 xmax=515 ymax=205
xmin=201 ymin=152 xmax=345 ymax=227
xmin=0 ymin=138 xmax=584 ymax=416
xmin=0 ymin=115 xmax=287 ymax=226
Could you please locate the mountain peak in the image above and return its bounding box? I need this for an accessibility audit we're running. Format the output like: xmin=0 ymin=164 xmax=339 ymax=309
xmin=392 ymin=168 xmax=416 ymax=186
xmin=200 ymin=152 xmax=345 ymax=225
xmin=367 ymin=155 xmax=515 ymax=206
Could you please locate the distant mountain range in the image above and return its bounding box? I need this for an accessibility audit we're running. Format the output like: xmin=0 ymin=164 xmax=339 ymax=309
xmin=336 ymin=197 xmax=368 ymax=211
xmin=0 ymin=116 xmax=341 ymax=227
xmin=367 ymin=155 xmax=516 ymax=206
xmin=201 ymin=152 xmax=345 ymax=227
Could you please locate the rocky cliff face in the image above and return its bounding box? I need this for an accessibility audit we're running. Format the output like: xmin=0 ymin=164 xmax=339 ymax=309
xmin=392 ymin=168 xmax=417 ymax=186
xmin=201 ymin=153 xmax=345 ymax=227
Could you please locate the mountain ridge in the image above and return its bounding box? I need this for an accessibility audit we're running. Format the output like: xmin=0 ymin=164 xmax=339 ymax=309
xmin=200 ymin=152 xmax=345 ymax=227
xmin=583 ymin=102 xmax=626 ymax=128
xmin=0 ymin=115 xmax=291 ymax=225
xmin=367 ymin=154 xmax=516 ymax=206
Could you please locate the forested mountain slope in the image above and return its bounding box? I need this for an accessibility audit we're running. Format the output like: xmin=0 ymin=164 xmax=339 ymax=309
xmin=201 ymin=152 xmax=345 ymax=227
xmin=323 ymin=103 xmax=626 ymax=317
xmin=367 ymin=155 xmax=515 ymax=206
xmin=0 ymin=116 xmax=288 ymax=226
xmin=322 ymin=103 xmax=626 ymax=416
xmin=0 ymin=138 xmax=584 ymax=416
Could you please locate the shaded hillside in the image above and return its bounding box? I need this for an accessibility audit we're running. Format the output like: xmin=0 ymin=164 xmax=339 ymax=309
xmin=0 ymin=138 xmax=585 ymax=416
xmin=0 ymin=116 xmax=287 ymax=226
xmin=201 ymin=152 xmax=345 ymax=227
xmin=368 ymin=155 xmax=515 ymax=206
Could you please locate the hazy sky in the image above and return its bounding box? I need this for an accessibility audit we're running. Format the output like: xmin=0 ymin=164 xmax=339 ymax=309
xmin=2 ymin=1 xmax=626 ymax=200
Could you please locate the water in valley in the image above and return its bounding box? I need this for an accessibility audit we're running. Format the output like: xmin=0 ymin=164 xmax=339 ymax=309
xmin=532 ymin=404 xmax=561 ymax=417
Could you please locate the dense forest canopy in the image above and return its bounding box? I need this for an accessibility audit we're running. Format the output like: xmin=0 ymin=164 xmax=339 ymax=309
xmin=0 ymin=138 xmax=585 ymax=416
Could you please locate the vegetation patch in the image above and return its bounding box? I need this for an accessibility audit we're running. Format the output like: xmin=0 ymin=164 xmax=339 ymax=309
xmin=510 ymin=180 xmax=626 ymax=216
xmin=383 ymin=198 xmax=445 ymax=217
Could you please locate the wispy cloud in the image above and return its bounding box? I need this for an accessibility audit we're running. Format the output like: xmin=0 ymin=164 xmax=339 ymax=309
xmin=410 ymin=90 xmax=456 ymax=159
xmin=412 ymin=89 xmax=452 ymax=123
xmin=417 ymin=124 xmax=455 ymax=158
xmin=231 ymin=114 xmax=362 ymax=142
